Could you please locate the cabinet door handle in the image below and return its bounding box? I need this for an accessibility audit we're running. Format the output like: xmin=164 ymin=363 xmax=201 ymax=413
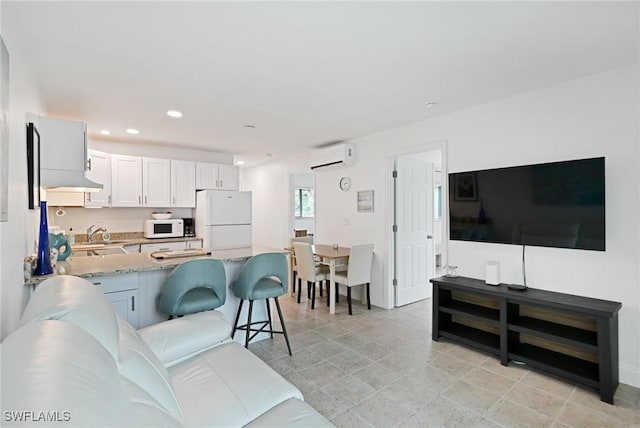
xmin=172 ymin=196 xmax=176 ymax=205
xmin=91 ymin=282 xmax=102 ymax=286
xmin=87 ymin=193 xmax=91 ymax=202
xmin=220 ymin=180 xmax=223 ymax=188
xmin=144 ymin=196 xmax=148 ymax=205
xmin=131 ymin=296 xmax=135 ymax=311
xmin=108 ymin=195 xmax=111 ymax=205
xmin=138 ymin=196 xmax=141 ymax=205
xmin=87 ymin=158 xmax=92 ymax=171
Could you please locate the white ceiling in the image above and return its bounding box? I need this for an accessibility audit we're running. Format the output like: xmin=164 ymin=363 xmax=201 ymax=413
xmin=4 ymin=1 xmax=639 ymax=166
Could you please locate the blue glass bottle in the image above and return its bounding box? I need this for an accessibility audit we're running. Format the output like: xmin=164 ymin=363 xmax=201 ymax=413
xmin=34 ymin=200 xmax=53 ymax=275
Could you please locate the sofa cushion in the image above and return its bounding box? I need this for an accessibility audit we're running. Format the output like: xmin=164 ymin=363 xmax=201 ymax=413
xmin=19 ymin=275 xmax=120 ymax=360
xmin=168 ymin=341 xmax=302 ymax=427
xmin=138 ymin=310 xmax=231 ymax=367
xmin=120 ymin=378 xmax=183 ymax=428
xmin=246 ymin=398 xmax=335 ymax=427
xmin=118 ymin=318 xmax=184 ymax=423
xmin=1 ymin=320 xmax=129 ymax=427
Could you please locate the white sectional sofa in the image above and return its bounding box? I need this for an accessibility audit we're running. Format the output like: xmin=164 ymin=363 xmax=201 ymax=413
xmin=1 ymin=275 xmax=332 ymax=427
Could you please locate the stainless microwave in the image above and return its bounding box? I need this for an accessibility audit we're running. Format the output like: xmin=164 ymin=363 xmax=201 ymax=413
xmin=144 ymin=219 xmax=184 ymax=238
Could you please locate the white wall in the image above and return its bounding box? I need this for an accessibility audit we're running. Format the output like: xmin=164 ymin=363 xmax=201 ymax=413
xmin=89 ymin=139 xmax=233 ymax=164
xmin=0 ymin=19 xmax=48 ymax=339
xmin=243 ymin=65 xmax=640 ymax=387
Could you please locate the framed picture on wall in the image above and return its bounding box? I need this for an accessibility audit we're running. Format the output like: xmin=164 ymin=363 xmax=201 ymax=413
xmin=26 ymin=122 xmax=40 ymax=209
xmin=453 ymin=173 xmax=477 ymax=201
xmin=357 ymin=190 xmax=374 ymax=213
xmin=0 ymin=37 xmax=8 ymax=221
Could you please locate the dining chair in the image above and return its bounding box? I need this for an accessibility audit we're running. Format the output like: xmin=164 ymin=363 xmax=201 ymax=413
xmin=230 ymin=252 xmax=292 ymax=355
xmin=293 ymin=242 xmax=329 ymax=309
xmin=157 ymin=259 xmax=226 ymax=319
xmin=333 ymin=244 xmax=374 ymax=315
xmin=290 ymin=236 xmax=314 ymax=297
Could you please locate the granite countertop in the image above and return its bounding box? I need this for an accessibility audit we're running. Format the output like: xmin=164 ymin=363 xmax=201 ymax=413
xmin=25 ymin=246 xmax=283 ymax=286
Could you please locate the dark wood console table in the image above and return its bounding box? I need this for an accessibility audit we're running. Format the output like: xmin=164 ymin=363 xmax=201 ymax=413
xmin=430 ymin=276 xmax=621 ymax=403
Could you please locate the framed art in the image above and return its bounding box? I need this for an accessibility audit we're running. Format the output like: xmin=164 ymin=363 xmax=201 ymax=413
xmin=0 ymin=37 xmax=8 ymax=221
xmin=26 ymin=122 xmax=40 ymax=209
xmin=357 ymin=190 xmax=374 ymax=213
xmin=453 ymin=173 xmax=477 ymax=201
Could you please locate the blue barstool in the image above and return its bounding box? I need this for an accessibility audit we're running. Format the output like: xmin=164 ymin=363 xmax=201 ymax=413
xmin=157 ymin=259 xmax=226 ymax=318
xmin=230 ymin=253 xmax=292 ymax=356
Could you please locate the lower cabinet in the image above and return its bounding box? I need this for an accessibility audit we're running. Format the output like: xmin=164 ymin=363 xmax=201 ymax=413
xmin=105 ymin=289 xmax=138 ymax=327
xmin=86 ymin=272 xmax=139 ymax=328
xmin=140 ymin=242 xmax=186 ymax=253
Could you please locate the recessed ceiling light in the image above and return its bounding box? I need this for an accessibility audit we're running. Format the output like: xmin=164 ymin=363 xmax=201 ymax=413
xmin=425 ymin=101 xmax=439 ymax=108
xmin=167 ymin=110 xmax=183 ymax=118
xmin=126 ymin=128 xmax=140 ymax=135
xmin=100 ymin=130 xmax=110 ymax=135
xmin=236 ymin=161 xmax=245 ymax=165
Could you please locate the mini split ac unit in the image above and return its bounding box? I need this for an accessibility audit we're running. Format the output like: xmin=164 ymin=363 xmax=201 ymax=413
xmin=309 ymin=143 xmax=355 ymax=170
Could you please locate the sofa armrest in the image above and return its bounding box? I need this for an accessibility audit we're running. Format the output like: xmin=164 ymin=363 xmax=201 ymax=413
xmin=138 ymin=310 xmax=231 ymax=368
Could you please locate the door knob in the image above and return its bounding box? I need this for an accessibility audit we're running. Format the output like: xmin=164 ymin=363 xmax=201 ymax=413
xmin=427 ymin=235 xmax=434 ymax=239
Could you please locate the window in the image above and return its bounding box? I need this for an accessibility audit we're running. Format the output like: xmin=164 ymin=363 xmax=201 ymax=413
xmin=434 ymin=185 xmax=443 ymax=219
xmin=294 ymin=188 xmax=314 ymax=218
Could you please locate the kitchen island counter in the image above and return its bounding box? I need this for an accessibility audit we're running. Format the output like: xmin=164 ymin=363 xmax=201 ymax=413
xmin=25 ymin=246 xmax=281 ymax=286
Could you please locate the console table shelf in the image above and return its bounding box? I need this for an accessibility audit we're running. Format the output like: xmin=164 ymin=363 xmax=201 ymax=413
xmin=430 ymin=275 xmax=621 ymax=404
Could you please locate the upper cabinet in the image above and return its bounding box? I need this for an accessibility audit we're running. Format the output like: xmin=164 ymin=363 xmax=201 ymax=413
xmin=109 ymin=154 xmax=196 ymax=208
xmin=196 ymin=162 xmax=238 ymax=191
xmin=171 ymin=160 xmax=196 ymax=207
xmin=85 ymin=150 xmax=112 ymax=207
xmin=111 ymin=154 xmax=143 ymax=207
xmin=142 ymin=157 xmax=171 ymax=207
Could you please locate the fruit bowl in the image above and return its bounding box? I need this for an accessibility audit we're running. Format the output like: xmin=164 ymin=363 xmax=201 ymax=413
xmin=151 ymin=212 xmax=173 ymax=220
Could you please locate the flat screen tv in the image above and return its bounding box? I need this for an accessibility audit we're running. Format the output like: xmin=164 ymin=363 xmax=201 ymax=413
xmin=449 ymin=157 xmax=605 ymax=251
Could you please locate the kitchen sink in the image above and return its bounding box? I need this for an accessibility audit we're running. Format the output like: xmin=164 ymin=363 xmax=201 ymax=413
xmin=71 ymin=246 xmax=128 ymax=257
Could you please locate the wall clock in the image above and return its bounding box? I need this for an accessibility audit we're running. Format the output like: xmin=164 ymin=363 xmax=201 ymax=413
xmin=339 ymin=176 xmax=351 ymax=191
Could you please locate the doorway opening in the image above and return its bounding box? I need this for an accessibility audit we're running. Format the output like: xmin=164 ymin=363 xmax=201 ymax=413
xmin=391 ymin=149 xmax=444 ymax=307
xmin=289 ymin=172 xmax=315 ymax=243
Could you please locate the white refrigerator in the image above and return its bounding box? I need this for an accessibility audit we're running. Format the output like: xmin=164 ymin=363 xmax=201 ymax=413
xmin=195 ymin=190 xmax=252 ymax=250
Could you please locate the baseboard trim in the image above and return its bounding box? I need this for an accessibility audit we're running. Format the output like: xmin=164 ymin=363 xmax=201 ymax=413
xmin=620 ymin=363 xmax=640 ymax=388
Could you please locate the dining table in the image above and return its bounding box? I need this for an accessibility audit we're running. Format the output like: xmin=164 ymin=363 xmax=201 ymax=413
xmin=286 ymin=244 xmax=351 ymax=315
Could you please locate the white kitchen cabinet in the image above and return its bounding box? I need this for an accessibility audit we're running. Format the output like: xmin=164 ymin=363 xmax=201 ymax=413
xmin=85 ymin=273 xmax=139 ymax=328
xmin=111 ymin=154 xmax=143 ymax=207
xmin=218 ymin=164 xmax=239 ymax=190
xmin=195 ymin=162 xmax=238 ymax=191
xmin=170 ymin=160 xmax=196 ymax=207
xmin=123 ymin=244 xmax=141 ymax=253
xmin=140 ymin=241 xmax=186 ymax=253
xmin=186 ymin=240 xmax=203 ymax=249
xmin=106 ymin=289 xmax=139 ymax=327
xmin=143 ymin=157 xmax=171 ymax=207
xmin=85 ymin=149 xmax=112 ymax=207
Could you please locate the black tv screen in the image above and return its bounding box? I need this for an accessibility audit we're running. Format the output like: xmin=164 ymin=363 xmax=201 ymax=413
xmin=449 ymin=157 xmax=605 ymax=251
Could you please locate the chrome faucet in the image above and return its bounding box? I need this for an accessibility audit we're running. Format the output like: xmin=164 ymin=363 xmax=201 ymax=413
xmin=87 ymin=224 xmax=107 ymax=242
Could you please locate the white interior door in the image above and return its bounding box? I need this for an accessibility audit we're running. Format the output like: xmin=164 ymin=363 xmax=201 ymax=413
xmin=395 ymin=157 xmax=434 ymax=306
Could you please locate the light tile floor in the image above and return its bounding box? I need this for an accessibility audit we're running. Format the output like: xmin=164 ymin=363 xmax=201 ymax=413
xmin=248 ymin=293 xmax=640 ymax=428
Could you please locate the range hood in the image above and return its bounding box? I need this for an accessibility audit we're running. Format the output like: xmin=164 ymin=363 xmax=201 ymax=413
xmin=28 ymin=115 xmax=102 ymax=192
